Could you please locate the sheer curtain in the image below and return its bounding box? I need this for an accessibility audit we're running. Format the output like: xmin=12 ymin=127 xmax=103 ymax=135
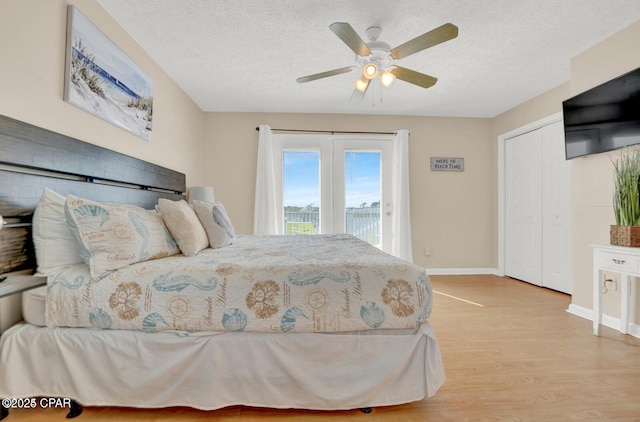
xmin=391 ymin=129 xmax=413 ymax=262
xmin=253 ymin=125 xmax=280 ymax=234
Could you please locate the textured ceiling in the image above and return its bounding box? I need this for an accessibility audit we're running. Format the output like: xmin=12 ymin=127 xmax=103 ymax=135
xmin=97 ymin=0 xmax=640 ymax=118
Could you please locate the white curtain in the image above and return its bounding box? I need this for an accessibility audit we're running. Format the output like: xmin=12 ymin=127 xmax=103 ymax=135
xmin=391 ymin=129 xmax=413 ymax=262
xmin=253 ymin=125 xmax=280 ymax=234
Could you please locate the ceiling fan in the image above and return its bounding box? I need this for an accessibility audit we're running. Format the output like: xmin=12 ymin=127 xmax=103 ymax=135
xmin=297 ymin=22 xmax=458 ymax=102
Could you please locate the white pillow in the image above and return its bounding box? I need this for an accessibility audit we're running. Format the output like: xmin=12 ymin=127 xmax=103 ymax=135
xmin=32 ymin=188 xmax=84 ymax=275
xmin=65 ymin=194 xmax=180 ymax=279
xmin=156 ymin=199 xmax=209 ymax=256
xmin=192 ymin=200 xmax=236 ymax=248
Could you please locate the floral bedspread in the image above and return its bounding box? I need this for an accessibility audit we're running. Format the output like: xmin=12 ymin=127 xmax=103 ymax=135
xmin=46 ymin=234 xmax=432 ymax=333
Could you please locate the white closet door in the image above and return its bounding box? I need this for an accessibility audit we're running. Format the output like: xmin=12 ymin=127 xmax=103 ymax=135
xmin=505 ymin=130 xmax=543 ymax=286
xmin=541 ymin=121 xmax=572 ymax=294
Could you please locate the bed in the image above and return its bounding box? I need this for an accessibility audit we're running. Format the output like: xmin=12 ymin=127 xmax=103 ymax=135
xmin=0 ymin=114 xmax=445 ymax=418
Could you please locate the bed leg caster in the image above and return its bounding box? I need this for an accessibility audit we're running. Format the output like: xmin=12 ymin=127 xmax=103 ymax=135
xmin=1 ymin=402 xmax=8 ymax=421
xmin=359 ymin=407 xmax=373 ymax=414
xmin=66 ymin=400 xmax=83 ymax=419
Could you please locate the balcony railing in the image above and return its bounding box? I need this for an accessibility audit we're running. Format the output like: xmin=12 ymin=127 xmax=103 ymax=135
xmin=284 ymin=208 xmax=381 ymax=246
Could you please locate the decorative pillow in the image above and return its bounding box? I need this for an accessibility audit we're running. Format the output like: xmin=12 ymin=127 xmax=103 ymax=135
xmin=156 ymin=199 xmax=209 ymax=256
xmin=65 ymin=194 xmax=180 ymax=279
xmin=192 ymin=200 xmax=236 ymax=248
xmin=213 ymin=202 xmax=236 ymax=240
xmin=32 ymin=188 xmax=84 ymax=275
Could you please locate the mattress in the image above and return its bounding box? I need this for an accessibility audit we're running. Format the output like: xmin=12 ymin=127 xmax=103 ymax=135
xmin=46 ymin=234 xmax=433 ymax=333
xmin=21 ymin=286 xmax=47 ymax=327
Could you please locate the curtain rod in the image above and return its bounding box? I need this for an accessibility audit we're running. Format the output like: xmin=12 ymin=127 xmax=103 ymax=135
xmin=255 ymin=127 xmax=397 ymax=135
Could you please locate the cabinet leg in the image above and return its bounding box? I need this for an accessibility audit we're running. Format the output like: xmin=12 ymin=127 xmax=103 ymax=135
xmin=621 ymin=275 xmax=631 ymax=334
xmin=593 ymin=269 xmax=603 ymax=336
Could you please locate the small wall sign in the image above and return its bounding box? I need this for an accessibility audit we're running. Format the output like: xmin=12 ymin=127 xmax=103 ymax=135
xmin=430 ymin=157 xmax=464 ymax=172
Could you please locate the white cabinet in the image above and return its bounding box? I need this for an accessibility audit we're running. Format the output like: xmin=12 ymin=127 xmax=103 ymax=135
xmin=592 ymin=244 xmax=639 ymax=336
xmin=505 ymin=120 xmax=572 ymax=294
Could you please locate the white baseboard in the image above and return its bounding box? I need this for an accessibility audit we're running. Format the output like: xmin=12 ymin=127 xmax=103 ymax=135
xmin=567 ymin=304 xmax=640 ymax=338
xmin=425 ymin=268 xmax=498 ymax=276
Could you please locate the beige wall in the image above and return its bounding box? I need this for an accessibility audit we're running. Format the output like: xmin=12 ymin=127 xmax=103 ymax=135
xmin=568 ymin=20 xmax=640 ymax=321
xmin=0 ymin=0 xmax=206 ymax=185
xmin=204 ymin=112 xmax=494 ymax=270
xmin=0 ymin=0 xmax=206 ymax=331
xmin=492 ymin=83 xmax=571 ymax=138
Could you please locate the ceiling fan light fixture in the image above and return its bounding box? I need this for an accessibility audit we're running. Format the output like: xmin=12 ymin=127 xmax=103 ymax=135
xmin=363 ymin=63 xmax=378 ymax=80
xmin=297 ymin=21 xmax=458 ymax=102
xmin=355 ymin=75 xmax=369 ymax=92
xmin=380 ymin=70 xmax=396 ymax=88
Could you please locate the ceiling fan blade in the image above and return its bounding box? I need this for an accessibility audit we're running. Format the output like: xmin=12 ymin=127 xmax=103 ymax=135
xmin=350 ymin=78 xmax=371 ymax=103
xmin=390 ymin=66 xmax=438 ymax=89
xmin=390 ymin=23 xmax=458 ymax=60
xmin=297 ymin=66 xmax=355 ymax=83
xmin=329 ymin=22 xmax=372 ymax=56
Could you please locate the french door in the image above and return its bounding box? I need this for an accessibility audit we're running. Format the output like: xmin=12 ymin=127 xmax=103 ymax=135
xmin=273 ymin=134 xmax=392 ymax=252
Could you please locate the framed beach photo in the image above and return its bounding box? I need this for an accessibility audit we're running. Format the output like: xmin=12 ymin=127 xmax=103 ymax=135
xmin=64 ymin=6 xmax=153 ymax=141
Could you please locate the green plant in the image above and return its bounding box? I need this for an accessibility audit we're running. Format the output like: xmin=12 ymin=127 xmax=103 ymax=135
xmin=612 ymin=147 xmax=640 ymax=226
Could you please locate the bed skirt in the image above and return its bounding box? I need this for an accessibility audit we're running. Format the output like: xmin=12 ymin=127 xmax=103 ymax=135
xmin=0 ymin=322 xmax=445 ymax=411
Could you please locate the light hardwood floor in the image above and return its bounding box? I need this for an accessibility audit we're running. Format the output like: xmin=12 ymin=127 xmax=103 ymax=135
xmin=6 ymin=275 xmax=640 ymax=421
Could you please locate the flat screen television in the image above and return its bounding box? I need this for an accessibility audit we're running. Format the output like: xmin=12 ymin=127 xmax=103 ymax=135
xmin=563 ymin=66 xmax=640 ymax=160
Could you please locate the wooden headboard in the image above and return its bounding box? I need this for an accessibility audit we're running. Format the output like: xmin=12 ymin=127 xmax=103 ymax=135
xmin=0 ymin=114 xmax=186 ymax=274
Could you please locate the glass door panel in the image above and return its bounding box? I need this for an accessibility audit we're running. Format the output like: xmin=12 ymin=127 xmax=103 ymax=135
xmin=344 ymin=151 xmax=381 ymax=247
xmin=275 ymin=136 xmax=392 ymax=253
xmin=282 ymin=150 xmax=320 ymax=235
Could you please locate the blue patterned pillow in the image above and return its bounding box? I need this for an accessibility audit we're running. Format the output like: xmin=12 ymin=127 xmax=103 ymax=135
xmin=65 ymin=194 xmax=180 ymax=279
xmin=212 ymin=202 xmax=235 ymax=240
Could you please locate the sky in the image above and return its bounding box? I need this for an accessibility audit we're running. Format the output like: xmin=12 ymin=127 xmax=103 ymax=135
xmin=283 ymin=150 xmax=381 ymax=208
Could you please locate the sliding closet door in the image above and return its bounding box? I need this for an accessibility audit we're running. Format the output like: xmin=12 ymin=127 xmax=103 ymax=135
xmin=505 ymin=120 xmax=572 ymax=294
xmin=541 ymin=121 xmax=572 ymax=293
xmin=505 ymin=129 xmax=543 ymax=286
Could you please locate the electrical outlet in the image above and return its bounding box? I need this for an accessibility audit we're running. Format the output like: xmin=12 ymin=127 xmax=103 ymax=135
xmin=424 ymin=247 xmax=432 ymax=257
xmin=605 ymin=279 xmax=618 ymax=292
